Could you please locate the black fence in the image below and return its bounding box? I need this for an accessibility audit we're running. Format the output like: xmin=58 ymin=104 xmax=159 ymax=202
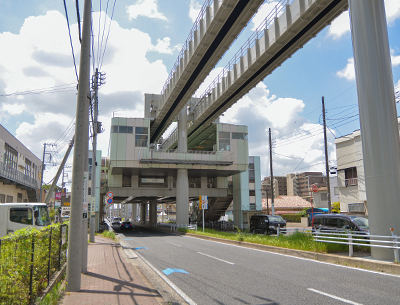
xmin=0 ymin=223 xmax=68 ymax=304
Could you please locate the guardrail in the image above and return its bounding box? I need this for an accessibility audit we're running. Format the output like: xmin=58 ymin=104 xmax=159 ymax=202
xmin=0 ymin=160 xmax=38 ymax=189
xmin=313 ymin=228 xmax=400 ymax=260
xmin=170 ymin=223 xmax=198 ymax=232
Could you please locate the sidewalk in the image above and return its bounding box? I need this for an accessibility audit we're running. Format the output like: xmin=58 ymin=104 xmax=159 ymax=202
xmin=60 ymin=236 xmax=166 ymax=305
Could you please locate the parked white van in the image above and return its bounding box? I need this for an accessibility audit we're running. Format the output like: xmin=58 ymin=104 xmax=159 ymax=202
xmin=0 ymin=203 xmax=51 ymax=237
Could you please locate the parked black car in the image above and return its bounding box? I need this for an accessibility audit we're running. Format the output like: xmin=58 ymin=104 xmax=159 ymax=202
xmin=312 ymin=214 xmax=369 ymax=233
xmin=249 ymin=215 xmax=286 ymax=235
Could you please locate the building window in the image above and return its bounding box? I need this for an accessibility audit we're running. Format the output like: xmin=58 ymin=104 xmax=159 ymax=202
xmin=25 ymin=158 xmax=32 ymax=177
xmin=249 ymin=190 xmax=255 ymax=196
xmin=249 ymin=203 xmax=256 ymax=210
xmin=17 ymin=193 xmax=23 ymax=203
xmin=135 ymin=127 xmax=148 ymax=147
xmin=345 ymin=167 xmax=358 ymax=186
xmin=122 ymin=175 xmax=131 ymax=187
xmin=6 ymin=195 xmax=13 ymax=203
xmin=219 ymin=132 xmax=230 ymax=151
xmin=232 ymin=132 xmax=248 ymax=140
xmin=0 ymin=194 xmax=5 ymax=203
xmin=4 ymin=143 xmax=18 ymax=170
xmin=111 ymin=126 xmax=134 ymax=133
xmin=321 ymin=193 xmax=328 ymax=201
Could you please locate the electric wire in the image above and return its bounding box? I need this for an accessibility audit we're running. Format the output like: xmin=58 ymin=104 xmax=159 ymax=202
xmin=0 ymin=83 xmax=76 ymax=98
xmin=99 ymin=0 xmax=117 ymax=70
xmin=63 ymin=0 xmax=79 ymax=82
xmin=75 ymin=0 xmax=82 ymax=43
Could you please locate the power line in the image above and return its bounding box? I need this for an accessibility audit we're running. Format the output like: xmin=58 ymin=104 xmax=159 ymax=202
xmin=99 ymin=0 xmax=117 ymax=70
xmin=75 ymin=0 xmax=82 ymax=43
xmin=63 ymin=0 xmax=79 ymax=82
xmin=0 ymin=83 xmax=76 ymax=98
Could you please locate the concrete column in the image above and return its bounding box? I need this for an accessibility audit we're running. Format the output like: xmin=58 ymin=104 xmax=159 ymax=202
xmin=131 ymin=203 xmax=137 ymax=222
xmin=349 ymin=0 xmax=400 ymax=260
xmin=149 ymin=200 xmax=157 ymax=227
xmin=140 ymin=203 xmax=146 ymax=224
xmin=176 ymin=106 xmax=189 ymax=225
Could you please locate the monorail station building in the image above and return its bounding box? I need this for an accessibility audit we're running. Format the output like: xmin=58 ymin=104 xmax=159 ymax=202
xmin=107 ymin=95 xmax=261 ymax=227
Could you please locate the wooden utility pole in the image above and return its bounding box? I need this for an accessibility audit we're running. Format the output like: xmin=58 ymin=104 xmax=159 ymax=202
xmin=322 ymin=96 xmax=331 ymax=213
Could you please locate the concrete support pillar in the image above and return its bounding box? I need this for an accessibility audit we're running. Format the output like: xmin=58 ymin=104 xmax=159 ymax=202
xmin=149 ymin=200 xmax=157 ymax=227
xmin=140 ymin=203 xmax=146 ymax=224
xmin=176 ymin=106 xmax=189 ymax=225
xmin=349 ymin=0 xmax=400 ymax=260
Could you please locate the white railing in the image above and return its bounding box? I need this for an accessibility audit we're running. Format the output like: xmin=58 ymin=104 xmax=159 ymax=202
xmin=313 ymin=229 xmax=400 ymax=261
xmin=138 ymin=148 xmax=235 ymax=163
xmin=170 ymin=223 xmax=198 ymax=231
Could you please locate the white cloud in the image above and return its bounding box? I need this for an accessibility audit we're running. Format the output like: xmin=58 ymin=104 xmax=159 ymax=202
xmin=152 ymin=37 xmax=181 ymax=54
xmin=385 ymin=0 xmax=400 ymax=25
xmin=336 ymin=58 xmax=355 ymax=81
xmin=189 ymin=0 xmax=202 ymax=23
xmin=337 ymin=51 xmax=400 ymax=81
xmin=218 ymin=83 xmax=334 ymax=177
xmin=3 ymin=103 xmax=25 ymax=115
xmin=327 ymin=11 xmax=350 ymax=40
xmin=127 ymin=0 xmax=167 ymax=20
xmin=391 ymin=51 xmax=400 ymax=67
xmin=327 ymin=0 xmax=400 ymax=40
xmin=251 ymin=1 xmax=279 ymax=31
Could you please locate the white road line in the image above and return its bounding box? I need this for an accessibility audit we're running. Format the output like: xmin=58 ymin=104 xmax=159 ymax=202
xmin=134 ymin=251 xmax=197 ymax=305
xmin=185 ymin=236 xmax=400 ymax=278
xmin=165 ymin=241 xmax=181 ymax=247
xmin=197 ymin=252 xmax=235 ymax=265
xmin=308 ymin=288 xmax=363 ymax=305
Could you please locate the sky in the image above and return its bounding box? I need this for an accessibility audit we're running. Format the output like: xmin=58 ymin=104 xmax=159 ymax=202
xmin=0 ymin=0 xmax=400 ymax=188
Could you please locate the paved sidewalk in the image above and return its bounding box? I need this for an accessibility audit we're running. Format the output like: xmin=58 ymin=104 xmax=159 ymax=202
xmin=60 ymin=236 xmax=166 ymax=305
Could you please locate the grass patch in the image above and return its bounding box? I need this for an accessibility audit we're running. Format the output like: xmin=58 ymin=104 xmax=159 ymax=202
xmin=36 ymin=283 xmax=64 ymax=305
xmin=101 ymin=230 xmax=116 ymax=240
xmin=178 ymin=228 xmax=349 ymax=253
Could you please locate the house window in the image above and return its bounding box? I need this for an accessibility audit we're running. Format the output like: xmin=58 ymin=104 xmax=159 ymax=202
xmin=111 ymin=126 xmax=134 ymax=133
xmin=219 ymin=132 xmax=230 ymax=151
xmin=249 ymin=203 xmax=256 ymax=210
xmin=321 ymin=193 xmax=328 ymax=201
xmin=232 ymin=132 xmax=248 ymax=140
xmin=6 ymin=195 xmax=13 ymax=203
xmin=17 ymin=193 xmax=23 ymax=203
xmin=135 ymin=127 xmax=148 ymax=147
xmin=345 ymin=167 xmax=358 ymax=186
xmin=25 ymin=158 xmax=32 ymax=177
xmin=0 ymin=194 xmax=5 ymax=203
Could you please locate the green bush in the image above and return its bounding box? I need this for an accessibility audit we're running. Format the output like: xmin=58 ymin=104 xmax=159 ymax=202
xmin=0 ymin=223 xmax=68 ymax=305
xmin=280 ymin=214 xmax=302 ymax=223
xmin=332 ymin=202 xmax=340 ymax=213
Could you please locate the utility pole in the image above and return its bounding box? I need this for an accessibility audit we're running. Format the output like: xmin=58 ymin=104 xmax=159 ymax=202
xmin=89 ymin=68 xmax=100 ymax=243
xmin=39 ymin=143 xmax=47 ymax=202
xmin=269 ymin=128 xmax=274 ymax=215
xmin=322 ymin=97 xmax=332 ymax=213
xmin=66 ymin=0 xmax=91 ymax=292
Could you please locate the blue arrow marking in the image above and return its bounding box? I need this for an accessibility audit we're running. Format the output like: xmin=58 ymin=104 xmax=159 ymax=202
xmin=162 ymin=268 xmax=189 ymax=276
xmin=133 ymin=247 xmax=148 ymax=250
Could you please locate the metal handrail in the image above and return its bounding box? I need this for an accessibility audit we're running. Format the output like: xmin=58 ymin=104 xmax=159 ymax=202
xmin=193 ymin=0 xmax=293 ymax=108
xmin=0 ymin=160 xmax=38 ymax=189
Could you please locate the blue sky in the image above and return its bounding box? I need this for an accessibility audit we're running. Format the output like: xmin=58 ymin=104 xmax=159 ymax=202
xmin=0 ymin=0 xmax=399 ymax=187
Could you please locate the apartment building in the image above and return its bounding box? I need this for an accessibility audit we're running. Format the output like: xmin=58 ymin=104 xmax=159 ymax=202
xmin=261 ymin=176 xmax=287 ymax=199
xmin=286 ymin=172 xmax=327 ymax=202
xmin=0 ymin=125 xmax=41 ymax=203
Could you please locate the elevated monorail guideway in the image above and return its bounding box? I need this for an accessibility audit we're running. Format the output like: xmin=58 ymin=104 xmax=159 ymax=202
xmin=162 ymin=0 xmax=349 ymax=150
xmin=149 ymin=0 xmax=265 ymax=143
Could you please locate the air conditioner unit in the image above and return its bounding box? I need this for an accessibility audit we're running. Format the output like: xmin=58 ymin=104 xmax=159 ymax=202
xmin=207 ymin=184 xmax=212 ymax=188
xmin=190 ymin=183 xmax=195 ymax=188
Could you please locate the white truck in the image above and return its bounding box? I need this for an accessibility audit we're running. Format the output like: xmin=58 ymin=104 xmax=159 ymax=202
xmin=0 ymin=203 xmax=51 ymax=238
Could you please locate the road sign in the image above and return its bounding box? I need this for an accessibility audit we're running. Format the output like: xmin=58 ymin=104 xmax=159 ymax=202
xmin=311 ymin=184 xmax=319 ymax=193
xmin=199 ymin=195 xmax=208 ymax=210
xmin=107 ymin=191 xmax=114 ymax=198
xmin=107 ymin=198 xmax=113 ymax=204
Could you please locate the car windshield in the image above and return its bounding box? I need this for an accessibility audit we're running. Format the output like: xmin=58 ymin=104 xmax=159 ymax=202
xmin=33 ymin=205 xmax=51 ymax=226
xmin=122 ymin=221 xmax=131 ymax=224
xmin=269 ymin=216 xmax=284 ymax=222
xmin=350 ymin=216 xmax=369 ymax=229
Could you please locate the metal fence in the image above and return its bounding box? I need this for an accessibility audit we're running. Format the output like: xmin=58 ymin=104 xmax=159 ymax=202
xmin=0 ymin=224 xmax=68 ymax=304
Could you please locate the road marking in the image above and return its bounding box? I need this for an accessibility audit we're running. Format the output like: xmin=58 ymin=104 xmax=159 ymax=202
xmin=308 ymin=288 xmax=363 ymax=305
xmin=185 ymin=236 xmax=400 ymax=278
xmin=165 ymin=241 xmax=181 ymax=247
xmin=162 ymin=268 xmax=189 ymax=275
xmin=134 ymin=251 xmax=197 ymax=305
xmin=133 ymin=247 xmax=148 ymax=250
xmin=197 ymin=252 xmax=235 ymax=265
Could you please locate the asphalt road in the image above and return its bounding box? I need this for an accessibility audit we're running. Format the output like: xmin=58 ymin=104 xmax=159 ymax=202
xmin=116 ymin=225 xmax=400 ymax=305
